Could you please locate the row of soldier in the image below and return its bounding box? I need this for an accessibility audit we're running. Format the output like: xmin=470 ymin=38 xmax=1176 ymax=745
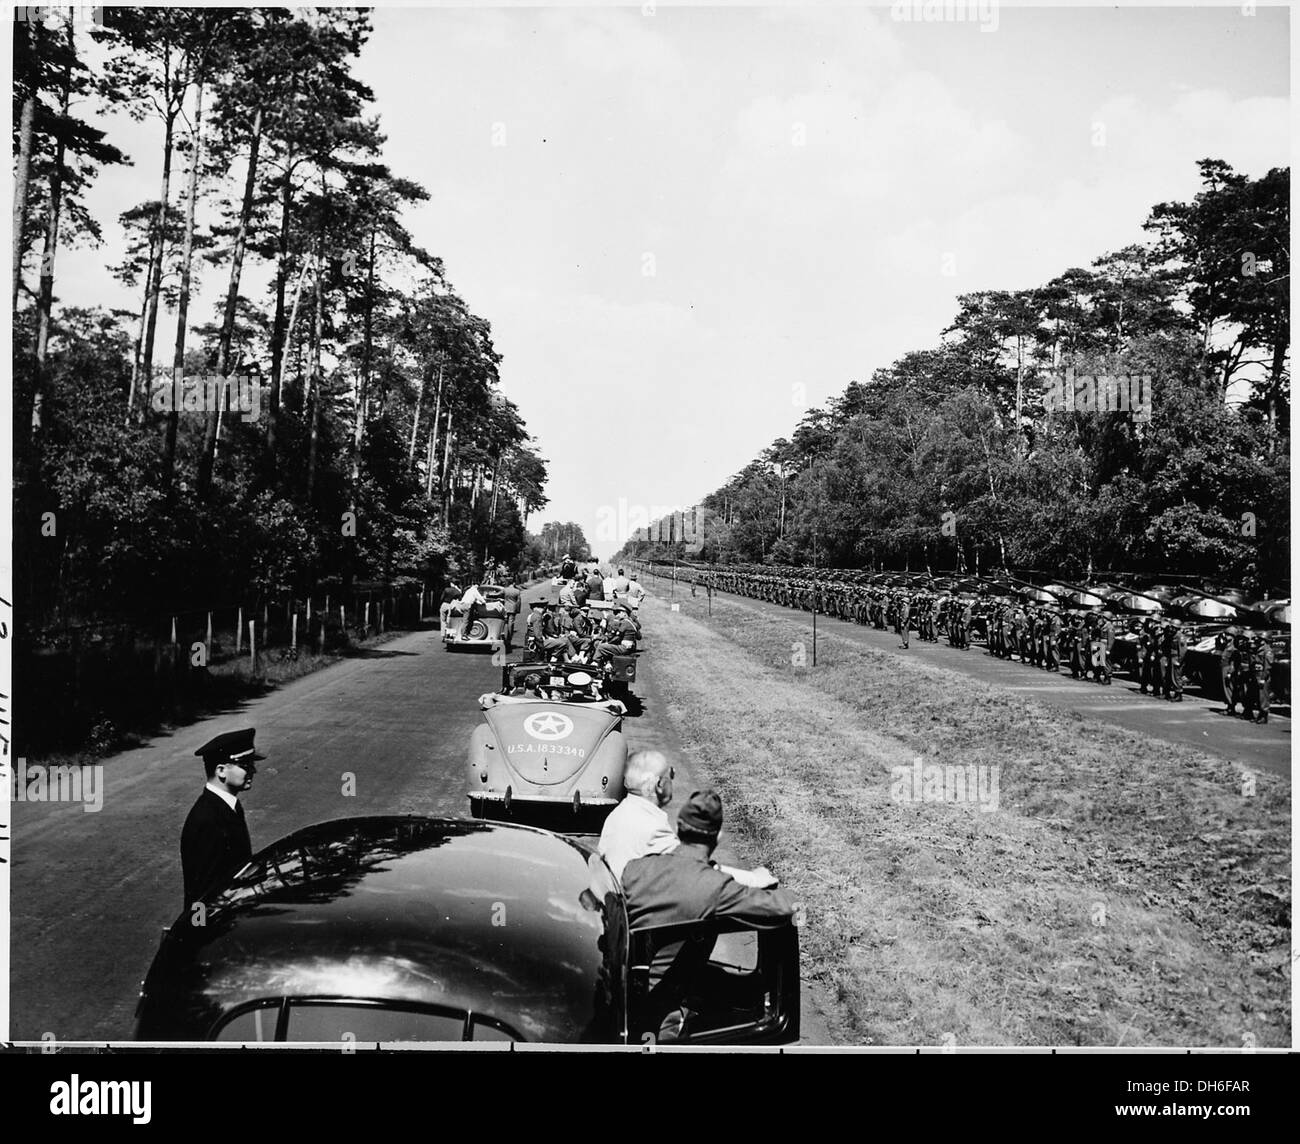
xmin=675 ymin=569 xmax=1272 ymax=723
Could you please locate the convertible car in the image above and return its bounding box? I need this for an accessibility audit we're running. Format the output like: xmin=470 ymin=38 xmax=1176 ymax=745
xmin=468 ymin=662 xmax=628 ymax=828
xmin=442 ymin=585 xmax=520 ymax=652
xmin=133 ymin=816 xmax=800 ymax=1045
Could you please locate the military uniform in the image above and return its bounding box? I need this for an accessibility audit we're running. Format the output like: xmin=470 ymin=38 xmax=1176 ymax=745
xmin=1160 ymin=621 xmax=1187 ymax=701
xmin=1242 ymin=637 xmax=1272 ymax=723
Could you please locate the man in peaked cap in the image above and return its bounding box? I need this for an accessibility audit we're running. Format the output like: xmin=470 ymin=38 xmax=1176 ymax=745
xmin=621 ymin=790 xmax=794 ymax=1042
xmin=181 ymin=728 xmax=264 ymax=912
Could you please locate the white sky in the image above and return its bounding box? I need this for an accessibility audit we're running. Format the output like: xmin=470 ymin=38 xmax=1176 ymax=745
xmin=47 ymin=3 xmax=1291 ymax=553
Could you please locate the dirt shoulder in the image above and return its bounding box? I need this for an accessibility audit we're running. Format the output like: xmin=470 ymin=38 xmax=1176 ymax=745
xmin=638 ymin=590 xmax=1290 ymax=1047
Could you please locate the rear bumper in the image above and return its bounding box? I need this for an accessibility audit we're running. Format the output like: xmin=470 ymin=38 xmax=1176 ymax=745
xmin=470 ymin=791 xmax=620 ymax=807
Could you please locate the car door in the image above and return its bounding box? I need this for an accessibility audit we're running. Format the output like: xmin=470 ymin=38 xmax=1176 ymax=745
xmin=627 ymin=917 xmax=799 ymax=1045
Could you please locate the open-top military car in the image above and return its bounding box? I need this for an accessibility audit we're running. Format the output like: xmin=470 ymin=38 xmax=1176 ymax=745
xmin=133 ymin=816 xmax=800 ymax=1045
xmin=468 ymin=662 xmax=629 ymax=829
xmin=442 ymin=585 xmax=520 ymax=652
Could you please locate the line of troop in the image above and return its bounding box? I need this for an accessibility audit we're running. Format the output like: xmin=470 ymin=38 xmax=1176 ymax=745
xmin=668 ymin=565 xmax=1281 ymax=725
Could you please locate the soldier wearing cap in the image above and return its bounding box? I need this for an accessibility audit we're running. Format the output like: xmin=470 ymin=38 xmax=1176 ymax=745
xmin=181 ymin=728 xmax=264 ymax=911
xmin=621 ymin=790 xmax=794 ymax=1043
xmin=540 ymin=601 xmax=578 ymax=660
xmin=593 ymin=604 xmax=639 ymax=665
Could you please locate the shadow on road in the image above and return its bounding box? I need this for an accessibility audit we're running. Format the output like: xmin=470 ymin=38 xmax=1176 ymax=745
xmin=340 ymin=647 xmax=421 ymax=659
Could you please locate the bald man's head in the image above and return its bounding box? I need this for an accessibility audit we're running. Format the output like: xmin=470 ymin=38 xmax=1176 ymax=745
xmin=624 ymin=750 xmax=673 ymax=807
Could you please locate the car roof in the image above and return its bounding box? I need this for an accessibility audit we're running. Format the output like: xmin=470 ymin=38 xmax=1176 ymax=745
xmin=141 ymin=817 xmax=621 ymax=1042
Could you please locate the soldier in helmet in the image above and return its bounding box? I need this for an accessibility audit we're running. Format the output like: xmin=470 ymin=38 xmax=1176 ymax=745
xmin=1160 ymin=618 xmax=1187 ymax=701
xmin=895 ymin=591 xmax=911 ymax=649
xmin=1245 ymin=634 xmax=1272 ymax=724
xmin=1217 ymin=625 xmax=1241 ymax=713
xmin=1137 ymin=617 xmax=1161 ymax=695
xmin=1067 ymin=613 xmax=1086 ymax=678
xmin=1043 ymin=607 xmax=1061 ymax=672
xmin=1093 ymin=609 xmax=1115 ymax=685
xmin=1229 ymin=630 xmax=1252 ymax=716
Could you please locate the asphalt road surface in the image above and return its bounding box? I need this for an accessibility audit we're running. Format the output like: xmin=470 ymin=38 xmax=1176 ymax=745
xmin=659 ymin=577 xmax=1290 ymax=778
xmin=11 ymin=588 xmax=832 ymax=1044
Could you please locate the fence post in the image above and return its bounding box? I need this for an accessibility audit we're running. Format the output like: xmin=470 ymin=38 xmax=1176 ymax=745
xmin=236 ymin=606 xmax=243 ymax=654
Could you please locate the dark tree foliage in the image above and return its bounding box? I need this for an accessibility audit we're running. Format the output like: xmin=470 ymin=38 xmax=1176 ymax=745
xmin=13 ymin=9 xmax=547 ymax=630
xmin=624 ymin=162 xmax=1288 ymax=594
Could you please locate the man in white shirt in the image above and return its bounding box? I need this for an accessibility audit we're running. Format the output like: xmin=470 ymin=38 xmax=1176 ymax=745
xmin=612 ymin=568 xmax=631 ymax=597
xmin=599 ymin=750 xmax=678 ymax=880
xmin=599 ymin=750 xmax=776 ymax=887
xmin=625 ymin=575 xmax=646 ymax=611
xmin=458 ymin=583 xmax=487 ymax=639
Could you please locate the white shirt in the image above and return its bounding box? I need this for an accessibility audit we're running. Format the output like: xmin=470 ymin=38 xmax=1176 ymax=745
xmin=627 ymin=581 xmax=645 ymax=603
xmin=204 ymin=780 xmax=239 ymax=812
xmin=460 ymin=585 xmax=486 ymax=607
xmin=597 ymin=795 xmax=679 ymax=881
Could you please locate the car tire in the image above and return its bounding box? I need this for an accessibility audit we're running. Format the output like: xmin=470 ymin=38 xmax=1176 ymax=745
xmin=467 ymin=620 xmax=490 ymax=641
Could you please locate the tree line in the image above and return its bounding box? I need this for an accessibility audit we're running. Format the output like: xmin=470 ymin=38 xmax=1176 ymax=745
xmin=13 ymin=7 xmax=549 ymax=630
xmin=621 ymin=160 xmax=1289 ymax=594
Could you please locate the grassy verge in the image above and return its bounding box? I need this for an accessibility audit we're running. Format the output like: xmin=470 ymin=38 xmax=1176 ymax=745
xmin=642 ymin=592 xmax=1289 ymax=1047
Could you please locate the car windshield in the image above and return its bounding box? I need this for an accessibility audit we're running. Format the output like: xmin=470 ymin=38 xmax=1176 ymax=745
xmin=212 ymin=999 xmax=523 ymax=1043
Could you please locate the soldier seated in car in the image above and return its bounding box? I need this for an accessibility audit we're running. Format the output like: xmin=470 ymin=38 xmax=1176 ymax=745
xmin=527 ymin=600 xmax=575 ymax=661
xmin=593 ymin=605 xmax=639 ymax=666
xmin=622 ymin=791 xmax=793 ymax=1044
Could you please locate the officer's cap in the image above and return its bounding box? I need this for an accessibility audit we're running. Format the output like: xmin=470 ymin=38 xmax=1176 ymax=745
xmin=194 ymin=728 xmax=265 ymax=767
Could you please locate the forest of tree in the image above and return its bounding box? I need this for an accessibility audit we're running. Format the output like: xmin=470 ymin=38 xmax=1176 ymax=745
xmin=12 ymin=8 xmax=549 ymax=630
xmin=622 ymin=160 xmax=1289 ymax=593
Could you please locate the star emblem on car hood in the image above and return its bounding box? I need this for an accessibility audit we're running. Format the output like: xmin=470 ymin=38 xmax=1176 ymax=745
xmin=524 ymin=712 xmax=574 ymax=740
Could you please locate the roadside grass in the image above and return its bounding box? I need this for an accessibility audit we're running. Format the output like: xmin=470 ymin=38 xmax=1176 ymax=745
xmin=642 ymin=592 xmax=1290 ymax=1047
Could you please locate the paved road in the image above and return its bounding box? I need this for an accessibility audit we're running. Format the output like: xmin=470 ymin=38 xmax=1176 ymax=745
xmin=656 ymin=579 xmax=1290 ymax=778
xmin=11 ymin=591 xmax=832 ymax=1043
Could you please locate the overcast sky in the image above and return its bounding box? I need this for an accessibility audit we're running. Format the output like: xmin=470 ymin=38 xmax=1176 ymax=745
xmin=53 ymin=3 xmax=1290 ymax=553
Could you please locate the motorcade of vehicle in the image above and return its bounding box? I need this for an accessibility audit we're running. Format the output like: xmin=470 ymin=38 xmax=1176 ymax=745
xmin=468 ymin=661 xmax=629 ymax=828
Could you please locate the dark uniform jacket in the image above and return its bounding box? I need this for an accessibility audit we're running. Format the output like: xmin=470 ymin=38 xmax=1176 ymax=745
xmin=622 ymin=848 xmax=794 ymax=991
xmin=181 ymin=787 xmax=251 ymax=906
